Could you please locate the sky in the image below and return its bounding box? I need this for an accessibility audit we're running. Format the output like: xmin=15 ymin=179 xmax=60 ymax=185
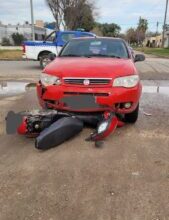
xmin=0 ymin=0 xmax=167 ymax=33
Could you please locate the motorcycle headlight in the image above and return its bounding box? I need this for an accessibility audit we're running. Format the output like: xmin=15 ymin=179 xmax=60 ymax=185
xmin=113 ymin=75 xmax=139 ymax=88
xmin=40 ymin=73 xmax=61 ymax=86
xmin=97 ymin=121 xmax=109 ymax=134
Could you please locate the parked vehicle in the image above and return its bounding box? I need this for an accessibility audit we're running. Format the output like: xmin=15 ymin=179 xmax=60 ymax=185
xmin=22 ymin=30 xmax=95 ymax=68
xmin=38 ymin=37 xmax=145 ymax=123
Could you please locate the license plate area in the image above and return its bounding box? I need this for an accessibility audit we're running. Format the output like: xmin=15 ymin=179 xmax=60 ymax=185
xmin=60 ymin=95 xmax=100 ymax=109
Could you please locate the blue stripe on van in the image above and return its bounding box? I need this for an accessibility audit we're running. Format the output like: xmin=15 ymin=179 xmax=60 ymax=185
xmin=24 ymin=41 xmax=55 ymax=46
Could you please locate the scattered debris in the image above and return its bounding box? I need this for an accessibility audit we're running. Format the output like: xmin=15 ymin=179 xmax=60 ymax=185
xmin=143 ymin=111 xmax=152 ymax=116
xmin=110 ymin=191 xmax=115 ymax=196
xmin=132 ymin=172 xmax=140 ymax=176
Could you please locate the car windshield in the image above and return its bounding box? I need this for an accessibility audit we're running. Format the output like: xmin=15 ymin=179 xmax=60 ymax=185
xmin=60 ymin=38 xmax=129 ymax=59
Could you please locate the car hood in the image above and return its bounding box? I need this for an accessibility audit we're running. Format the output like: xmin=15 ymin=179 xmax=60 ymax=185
xmin=44 ymin=57 xmax=137 ymax=78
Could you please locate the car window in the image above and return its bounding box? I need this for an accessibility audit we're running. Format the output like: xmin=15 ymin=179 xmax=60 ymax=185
xmin=45 ymin=31 xmax=56 ymax=42
xmin=60 ymin=38 xmax=129 ymax=59
xmin=61 ymin=33 xmax=76 ymax=43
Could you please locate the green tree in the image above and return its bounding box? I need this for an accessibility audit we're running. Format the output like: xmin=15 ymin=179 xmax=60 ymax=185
xmin=137 ymin=17 xmax=148 ymax=33
xmin=11 ymin=33 xmax=25 ymax=46
xmin=126 ymin=28 xmax=137 ymax=44
xmin=136 ymin=17 xmax=148 ymax=43
xmin=64 ymin=2 xmax=95 ymax=31
xmin=96 ymin=23 xmax=121 ymax=37
xmin=46 ymin=0 xmax=95 ymax=31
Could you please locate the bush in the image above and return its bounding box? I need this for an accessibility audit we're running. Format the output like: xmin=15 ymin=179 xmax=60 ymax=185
xmin=1 ymin=37 xmax=11 ymax=46
xmin=11 ymin=33 xmax=25 ymax=46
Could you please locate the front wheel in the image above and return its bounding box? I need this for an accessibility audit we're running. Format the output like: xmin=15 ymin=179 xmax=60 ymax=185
xmin=124 ymin=104 xmax=139 ymax=123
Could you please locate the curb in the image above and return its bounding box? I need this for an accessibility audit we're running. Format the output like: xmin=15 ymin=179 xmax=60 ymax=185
xmin=0 ymin=59 xmax=28 ymax=61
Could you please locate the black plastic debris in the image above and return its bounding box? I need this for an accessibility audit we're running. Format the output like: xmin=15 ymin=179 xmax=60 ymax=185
xmin=35 ymin=117 xmax=83 ymax=150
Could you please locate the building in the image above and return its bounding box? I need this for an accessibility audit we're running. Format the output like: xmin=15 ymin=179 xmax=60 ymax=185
xmin=144 ymin=25 xmax=169 ymax=48
xmin=0 ymin=20 xmax=48 ymax=45
xmin=35 ymin=20 xmax=45 ymax=28
xmin=144 ymin=35 xmax=163 ymax=48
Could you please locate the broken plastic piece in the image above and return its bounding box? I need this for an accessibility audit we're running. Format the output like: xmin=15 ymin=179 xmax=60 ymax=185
xmin=143 ymin=111 xmax=152 ymax=116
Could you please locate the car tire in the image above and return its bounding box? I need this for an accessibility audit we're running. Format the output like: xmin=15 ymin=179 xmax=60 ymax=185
xmin=124 ymin=104 xmax=139 ymax=123
xmin=40 ymin=54 xmax=51 ymax=69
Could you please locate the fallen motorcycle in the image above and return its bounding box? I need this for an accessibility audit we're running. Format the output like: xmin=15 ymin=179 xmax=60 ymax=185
xmin=6 ymin=109 xmax=125 ymax=150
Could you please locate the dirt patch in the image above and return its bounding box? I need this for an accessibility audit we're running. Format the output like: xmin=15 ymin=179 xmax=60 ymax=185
xmin=0 ymin=50 xmax=22 ymax=60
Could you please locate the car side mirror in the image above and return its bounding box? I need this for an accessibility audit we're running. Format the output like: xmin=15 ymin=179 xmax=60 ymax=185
xmin=134 ymin=54 xmax=145 ymax=62
xmin=49 ymin=53 xmax=56 ymax=61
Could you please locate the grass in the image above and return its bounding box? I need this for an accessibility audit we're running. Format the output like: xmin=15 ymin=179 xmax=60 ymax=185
xmin=135 ymin=47 xmax=169 ymax=58
xmin=0 ymin=50 xmax=22 ymax=60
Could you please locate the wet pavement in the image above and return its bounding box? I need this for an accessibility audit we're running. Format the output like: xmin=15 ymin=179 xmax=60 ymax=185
xmin=0 ymin=81 xmax=29 ymax=97
xmin=0 ymin=81 xmax=36 ymax=97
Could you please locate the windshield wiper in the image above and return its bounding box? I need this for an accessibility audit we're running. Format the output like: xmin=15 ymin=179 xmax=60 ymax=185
xmin=107 ymin=55 xmax=121 ymax=59
xmin=61 ymin=54 xmax=122 ymax=59
xmin=84 ymin=54 xmax=122 ymax=59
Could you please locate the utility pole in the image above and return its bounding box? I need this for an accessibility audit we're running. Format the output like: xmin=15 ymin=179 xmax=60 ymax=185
xmin=162 ymin=0 xmax=169 ymax=48
xmin=156 ymin=21 xmax=159 ymax=36
xmin=30 ymin=0 xmax=35 ymax=41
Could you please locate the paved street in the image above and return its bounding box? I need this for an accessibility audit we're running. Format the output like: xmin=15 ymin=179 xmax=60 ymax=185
xmin=0 ymin=58 xmax=169 ymax=220
xmin=137 ymin=57 xmax=169 ymax=80
xmin=0 ymin=61 xmax=40 ymax=82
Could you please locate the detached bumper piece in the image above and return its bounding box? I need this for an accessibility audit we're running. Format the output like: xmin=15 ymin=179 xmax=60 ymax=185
xmin=17 ymin=110 xmax=125 ymax=150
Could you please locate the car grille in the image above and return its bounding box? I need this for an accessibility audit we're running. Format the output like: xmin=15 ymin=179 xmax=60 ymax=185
xmin=63 ymin=78 xmax=111 ymax=85
xmin=64 ymin=92 xmax=109 ymax=96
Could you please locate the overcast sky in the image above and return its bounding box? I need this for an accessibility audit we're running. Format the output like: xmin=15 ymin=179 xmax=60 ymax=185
xmin=0 ymin=0 xmax=167 ymax=32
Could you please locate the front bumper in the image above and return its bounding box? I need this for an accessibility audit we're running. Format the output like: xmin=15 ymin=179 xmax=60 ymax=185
xmin=37 ymin=83 xmax=142 ymax=114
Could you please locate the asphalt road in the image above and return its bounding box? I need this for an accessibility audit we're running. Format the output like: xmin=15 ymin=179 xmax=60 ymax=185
xmin=0 ymin=58 xmax=169 ymax=220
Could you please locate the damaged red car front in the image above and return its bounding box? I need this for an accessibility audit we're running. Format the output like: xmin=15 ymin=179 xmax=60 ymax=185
xmin=37 ymin=37 xmax=144 ymax=123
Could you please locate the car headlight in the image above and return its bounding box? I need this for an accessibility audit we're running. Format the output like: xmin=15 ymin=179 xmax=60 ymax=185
xmin=113 ymin=75 xmax=139 ymax=88
xmin=40 ymin=73 xmax=61 ymax=86
xmin=97 ymin=121 xmax=109 ymax=134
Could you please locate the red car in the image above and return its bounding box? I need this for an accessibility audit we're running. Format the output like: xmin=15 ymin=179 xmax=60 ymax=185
xmin=37 ymin=37 xmax=145 ymax=123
